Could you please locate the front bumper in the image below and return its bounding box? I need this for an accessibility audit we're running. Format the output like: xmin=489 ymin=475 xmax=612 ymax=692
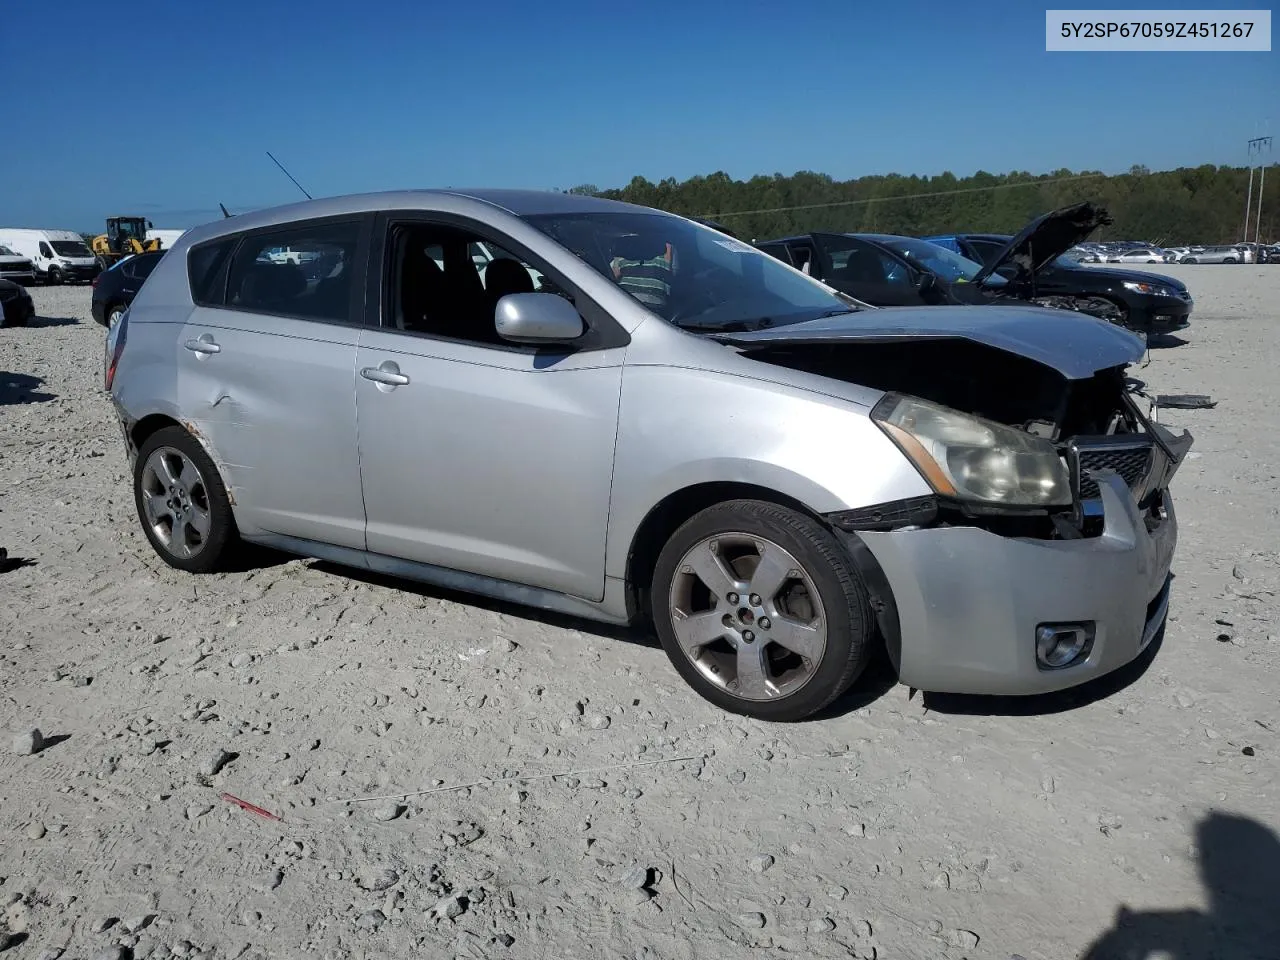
xmin=855 ymin=472 xmax=1177 ymax=695
xmin=1126 ymin=293 xmax=1192 ymax=333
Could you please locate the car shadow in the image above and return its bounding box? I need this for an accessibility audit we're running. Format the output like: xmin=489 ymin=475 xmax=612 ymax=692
xmin=1079 ymin=812 xmax=1280 ymax=959
xmin=29 ymin=315 xmax=80 ymax=328
xmin=226 ymin=543 xmax=296 ymax=574
xmin=0 ymin=372 xmax=55 ymax=404
xmin=0 ymin=553 xmax=37 ymax=574
xmin=806 ymin=645 xmax=900 ymax=720
xmin=1147 ymin=333 xmax=1189 ymax=349
xmin=306 ymin=560 xmax=658 ymax=649
xmin=920 ymin=623 xmax=1165 ymax=717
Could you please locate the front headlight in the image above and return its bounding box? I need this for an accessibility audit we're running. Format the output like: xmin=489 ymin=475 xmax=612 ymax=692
xmin=1122 ymin=280 xmax=1177 ymax=297
xmin=872 ymin=394 xmax=1072 ymax=507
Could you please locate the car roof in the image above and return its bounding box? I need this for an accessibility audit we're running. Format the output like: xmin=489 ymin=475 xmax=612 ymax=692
xmin=177 ymin=189 xmax=660 ymax=249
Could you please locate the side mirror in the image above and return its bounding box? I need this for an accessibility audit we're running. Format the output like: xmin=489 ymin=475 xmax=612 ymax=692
xmin=147 ymin=220 xmax=154 ymax=229
xmin=495 ymin=292 xmax=584 ymax=344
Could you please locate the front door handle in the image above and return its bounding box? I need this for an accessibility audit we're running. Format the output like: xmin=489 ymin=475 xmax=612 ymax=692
xmin=360 ymin=361 xmax=410 ymax=387
xmin=184 ymin=334 xmax=220 ymax=355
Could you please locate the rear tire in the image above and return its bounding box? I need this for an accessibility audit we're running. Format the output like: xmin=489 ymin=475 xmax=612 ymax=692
xmin=133 ymin=426 xmax=238 ymax=573
xmin=650 ymin=499 xmax=875 ymax=721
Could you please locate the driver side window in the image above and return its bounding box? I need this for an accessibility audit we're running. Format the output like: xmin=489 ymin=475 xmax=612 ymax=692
xmin=830 ymin=240 xmax=912 ymax=290
xmin=388 ymin=222 xmax=559 ymax=346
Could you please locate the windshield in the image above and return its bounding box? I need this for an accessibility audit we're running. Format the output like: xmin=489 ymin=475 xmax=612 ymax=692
xmin=51 ymin=240 xmax=91 ymax=257
xmin=522 ymin=211 xmax=857 ymax=332
xmin=0 ymin=246 xmax=15 ymax=257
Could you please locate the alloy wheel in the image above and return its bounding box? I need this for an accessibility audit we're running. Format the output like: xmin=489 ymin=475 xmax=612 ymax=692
xmin=139 ymin=446 xmax=213 ymax=560
xmin=667 ymin=533 xmax=827 ymax=701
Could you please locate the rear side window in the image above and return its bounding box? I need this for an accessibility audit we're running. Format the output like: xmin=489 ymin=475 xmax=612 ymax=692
xmin=225 ymin=221 xmax=360 ymax=323
xmin=188 ymin=238 xmax=239 ymax=306
xmin=124 ymin=255 xmax=162 ymax=281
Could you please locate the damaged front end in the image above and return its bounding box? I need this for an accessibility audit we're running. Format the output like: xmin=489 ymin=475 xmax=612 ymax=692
xmin=726 ymin=334 xmax=1192 ymax=542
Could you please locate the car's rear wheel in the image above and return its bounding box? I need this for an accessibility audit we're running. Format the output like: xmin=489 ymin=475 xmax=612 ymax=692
xmin=133 ymin=426 xmax=237 ymax=573
xmin=650 ymin=499 xmax=874 ymax=721
xmin=1224 ymin=257 xmax=1238 ymax=264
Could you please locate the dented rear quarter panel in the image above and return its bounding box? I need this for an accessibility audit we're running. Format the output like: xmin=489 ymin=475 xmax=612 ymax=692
xmin=172 ymin=307 xmax=366 ymax=550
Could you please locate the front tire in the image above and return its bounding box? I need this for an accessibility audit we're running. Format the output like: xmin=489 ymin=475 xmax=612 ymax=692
xmin=650 ymin=499 xmax=874 ymax=721
xmin=133 ymin=426 xmax=237 ymax=573
xmin=45 ymin=267 xmax=62 ymax=286
xmin=105 ymin=304 xmax=125 ymax=328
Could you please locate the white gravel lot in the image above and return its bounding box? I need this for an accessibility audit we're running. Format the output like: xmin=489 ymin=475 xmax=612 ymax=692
xmin=1 ymin=267 xmax=1277 ymax=960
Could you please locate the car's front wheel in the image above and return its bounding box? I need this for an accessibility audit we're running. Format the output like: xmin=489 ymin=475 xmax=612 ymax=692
xmin=45 ymin=267 xmax=62 ymax=286
xmin=133 ymin=426 xmax=237 ymax=573
xmin=651 ymin=499 xmax=874 ymax=721
xmin=106 ymin=304 xmax=126 ymax=328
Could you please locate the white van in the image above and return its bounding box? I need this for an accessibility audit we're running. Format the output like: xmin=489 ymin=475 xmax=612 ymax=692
xmin=0 ymin=228 xmax=100 ymax=283
xmin=146 ymin=228 xmax=187 ymax=250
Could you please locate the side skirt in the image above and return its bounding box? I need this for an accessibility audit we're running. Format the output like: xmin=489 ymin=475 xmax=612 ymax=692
xmin=244 ymin=532 xmax=633 ymax=626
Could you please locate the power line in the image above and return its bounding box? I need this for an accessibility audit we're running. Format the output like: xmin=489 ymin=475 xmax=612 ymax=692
xmin=702 ymin=172 xmax=1109 ymax=219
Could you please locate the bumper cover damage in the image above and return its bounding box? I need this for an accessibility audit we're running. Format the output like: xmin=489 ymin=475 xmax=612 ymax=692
xmin=855 ymin=471 xmax=1179 ymax=695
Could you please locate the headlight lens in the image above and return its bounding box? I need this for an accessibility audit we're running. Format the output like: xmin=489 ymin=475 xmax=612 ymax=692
xmin=872 ymin=394 xmax=1072 ymax=507
xmin=1123 ymin=280 xmax=1177 ymax=297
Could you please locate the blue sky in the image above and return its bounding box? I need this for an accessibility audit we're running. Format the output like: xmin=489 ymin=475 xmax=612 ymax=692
xmin=1 ymin=0 xmax=1275 ymax=230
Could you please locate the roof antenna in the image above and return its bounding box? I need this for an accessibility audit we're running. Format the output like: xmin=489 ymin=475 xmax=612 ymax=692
xmin=266 ymin=151 xmax=313 ymax=200
xmin=219 ymin=203 xmax=232 ymax=219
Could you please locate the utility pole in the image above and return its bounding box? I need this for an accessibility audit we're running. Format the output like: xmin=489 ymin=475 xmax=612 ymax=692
xmin=1247 ymin=136 xmax=1272 ymax=244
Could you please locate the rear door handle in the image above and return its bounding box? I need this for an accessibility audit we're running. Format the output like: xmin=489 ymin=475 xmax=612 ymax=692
xmin=184 ymin=335 xmax=220 ymax=355
xmin=360 ymin=361 xmax=410 ymax=387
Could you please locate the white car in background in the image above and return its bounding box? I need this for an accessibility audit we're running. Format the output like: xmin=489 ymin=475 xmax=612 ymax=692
xmin=1181 ymin=245 xmax=1245 ymax=264
xmin=0 ymin=244 xmax=35 ymax=283
xmin=1109 ymin=248 xmax=1170 ymax=264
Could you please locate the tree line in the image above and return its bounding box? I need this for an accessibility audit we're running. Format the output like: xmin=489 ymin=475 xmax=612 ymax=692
xmin=570 ymin=164 xmax=1276 ymax=246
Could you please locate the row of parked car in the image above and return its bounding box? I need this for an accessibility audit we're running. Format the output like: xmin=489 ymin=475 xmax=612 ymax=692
xmin=1074 ymin=240 xmax=1279 ymax=264
xmin=744 ymin=203 xmax=1194 ymax=335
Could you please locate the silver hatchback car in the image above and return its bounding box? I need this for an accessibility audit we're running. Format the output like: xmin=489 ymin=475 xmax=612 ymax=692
xmin=106 ymin=190 xmax=1192 ymax=721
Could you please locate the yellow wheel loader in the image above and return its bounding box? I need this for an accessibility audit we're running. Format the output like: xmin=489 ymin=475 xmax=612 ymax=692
xmin=91 ymin=216 xmax=162 ymax=268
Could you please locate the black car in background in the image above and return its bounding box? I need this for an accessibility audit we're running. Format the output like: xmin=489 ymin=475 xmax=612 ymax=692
xmin=925 ymin=229 xmax=1192 ymax=333
xmin=756 ymin=203 xmax=1192 ymax=334
xmin=0 ymin=278 xmax=35 ymax=327
xmin=91 ymin=251 xmax=165 ymax=326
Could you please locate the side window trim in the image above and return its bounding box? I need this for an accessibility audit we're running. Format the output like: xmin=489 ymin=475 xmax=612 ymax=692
xmin=368 ymin=210 xmax=630 ymax=353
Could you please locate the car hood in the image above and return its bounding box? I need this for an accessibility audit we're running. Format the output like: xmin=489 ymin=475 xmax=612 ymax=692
xmin=972 ymin=202 xmax=1114 ymax=286
xmin=1062 ymin=264 xmax=1187 ymax=292
xmin=710 ymin=304 xmax=1145 ymax=380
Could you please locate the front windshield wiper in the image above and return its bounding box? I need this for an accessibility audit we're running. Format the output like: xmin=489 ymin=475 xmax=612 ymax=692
xmin=679 ymin=317 xmax=775 ymax=333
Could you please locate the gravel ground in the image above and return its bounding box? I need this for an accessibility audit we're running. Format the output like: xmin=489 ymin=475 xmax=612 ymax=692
xmin=1 ymin=268 xmax=1277 ymax=960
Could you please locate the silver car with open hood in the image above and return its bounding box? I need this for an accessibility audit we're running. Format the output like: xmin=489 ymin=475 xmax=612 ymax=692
xmin=105 ymin=190 xmax=1191 ymax=721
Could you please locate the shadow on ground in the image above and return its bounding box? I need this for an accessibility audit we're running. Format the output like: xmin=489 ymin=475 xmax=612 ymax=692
xmin=1080 ymin=812 xmax=1280 ymax=959
xmin=0 ymin=372 xmax=55 ymax=404
xmin=29 ymin=315 xmax=80 ymax=328
xmin=306 ymin=560 xmax=655 ymax=649
xmin=1147 ymin=333 xmax=1190 ymax=349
